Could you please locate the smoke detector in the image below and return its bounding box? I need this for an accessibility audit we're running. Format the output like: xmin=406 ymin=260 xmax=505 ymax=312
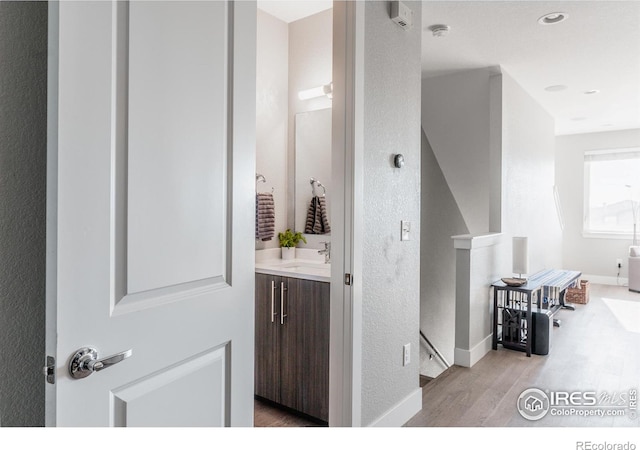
xmin=429 ymin=24 xmax=451 ymax=38
xmin=390 ymin=1 xmax=413 ymax=30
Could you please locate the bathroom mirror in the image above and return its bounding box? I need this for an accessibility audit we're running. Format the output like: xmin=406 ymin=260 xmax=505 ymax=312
xmin=294 ymin=108 xmax=332 ymax=235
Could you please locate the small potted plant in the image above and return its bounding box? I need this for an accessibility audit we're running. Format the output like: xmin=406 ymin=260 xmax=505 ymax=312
xmin=278 ymin=229 xmax=306 ymax=260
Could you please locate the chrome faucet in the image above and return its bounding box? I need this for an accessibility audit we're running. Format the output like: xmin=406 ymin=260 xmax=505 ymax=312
xmin=318 ymin=241 xmax=331 ymax=264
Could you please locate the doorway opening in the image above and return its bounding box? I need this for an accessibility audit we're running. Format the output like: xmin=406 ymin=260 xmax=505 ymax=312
xmin=254 ymin=1 xmax=334 ymax=427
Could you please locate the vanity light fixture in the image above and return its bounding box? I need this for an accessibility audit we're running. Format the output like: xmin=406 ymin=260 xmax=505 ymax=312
xmin=298 ymin=83 xmax=333 ymax=101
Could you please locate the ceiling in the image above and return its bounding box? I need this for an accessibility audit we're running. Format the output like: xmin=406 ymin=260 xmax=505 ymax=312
xmin=258 ymin=1 xmax=640 ymax=136
xmin=422 ymin=1 xmax=640 ymax=135
xmin=257 ymin=0 xmax=332 ymax=23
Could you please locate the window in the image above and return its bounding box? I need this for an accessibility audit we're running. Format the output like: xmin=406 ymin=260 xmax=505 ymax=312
xmin=584 ymin=148 xmax=640 ymax=236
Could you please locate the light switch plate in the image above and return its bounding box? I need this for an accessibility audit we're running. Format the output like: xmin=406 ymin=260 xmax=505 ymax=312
xmin=403 ymin=343 xmax=410 ymax=366
xmin=401 ymin=220 xmax=411 ymax=241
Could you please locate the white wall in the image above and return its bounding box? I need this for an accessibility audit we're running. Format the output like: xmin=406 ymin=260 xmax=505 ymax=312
xmin=419 ymin=130 xmax=468 ymax=378
xmin=420 ymin=68 xmax=498 ymax=377
xmin=457 ymin=71 xmax=560 ymax=362
xmin=256 ymin=10 xmax=288 ymax=250
xmin=420 ymin=67 xmax=559 ymax=372
xmin=421 ymin=69 xmax=493 ymax=234
xmin=453 ymin=233 xmax=505 ymax=367
xmin=502 ymin=70 xmax=562 ymax=274
xmin=0 ymin=1 xmax=48 ymax=426
xmin=360 ymin=0 xmax=422 ymax=426
xmin=556 ymin=129 xmax=640 ymax=282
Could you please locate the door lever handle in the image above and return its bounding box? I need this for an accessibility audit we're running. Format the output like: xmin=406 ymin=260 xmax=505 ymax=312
xmin=69 ymin=347 xmax=133 ymax=379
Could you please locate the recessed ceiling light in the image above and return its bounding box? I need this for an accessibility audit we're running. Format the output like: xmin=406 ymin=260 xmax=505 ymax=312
xmin=538 ymin=12 xmax=568 ymax=25
xmin=545 ymin=85 xmax=568 ymax=92
xmin=584 ymin=90 xmax=600 ymax=95
xmin=428 ymin=24 xmax=451 ymax=38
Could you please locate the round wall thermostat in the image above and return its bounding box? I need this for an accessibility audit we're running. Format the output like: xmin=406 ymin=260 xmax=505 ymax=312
xmin=394 ymin=154 xmax=405 ymax=168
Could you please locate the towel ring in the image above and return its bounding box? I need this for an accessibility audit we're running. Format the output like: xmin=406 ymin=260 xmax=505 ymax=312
xmin=310 ymin=177 xmax=326 ymax=197
xmin=256 ymin=173 xmax=274 ymax=194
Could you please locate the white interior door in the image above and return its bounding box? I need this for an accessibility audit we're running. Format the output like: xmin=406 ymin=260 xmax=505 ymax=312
xmin=47 ymin=0 xmax=256 ymax=426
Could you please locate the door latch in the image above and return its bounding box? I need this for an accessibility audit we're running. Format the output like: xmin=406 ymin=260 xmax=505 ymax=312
xmin=43 ymin=356 xmax=55 ymax=384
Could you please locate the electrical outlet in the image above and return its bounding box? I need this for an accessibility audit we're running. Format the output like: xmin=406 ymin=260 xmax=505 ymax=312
xmin=617 ymin=258 xmax=623 ymax=268
xmin=403 ymin=343 xmax=410 ymax=366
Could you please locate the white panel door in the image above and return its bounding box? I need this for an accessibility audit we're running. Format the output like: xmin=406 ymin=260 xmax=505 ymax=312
xmin=47 ymin=0 xmax=256 ymax=426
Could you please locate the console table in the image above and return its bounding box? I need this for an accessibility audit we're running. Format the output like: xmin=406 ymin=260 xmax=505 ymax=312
xmin=492 ymin=269 xmax=581 ymax=356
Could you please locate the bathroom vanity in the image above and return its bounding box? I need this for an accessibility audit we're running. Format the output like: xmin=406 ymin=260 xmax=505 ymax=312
xmin=254 ymin=254 xmax=330 ymax=423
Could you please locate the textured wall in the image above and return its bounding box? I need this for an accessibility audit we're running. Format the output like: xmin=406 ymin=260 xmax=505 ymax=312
xmin=256 ymin=9 xmax=289 ymax=250
xmin=0 ymin=1 xmax=48 ymax=427
xmin=419 ymin=130 xmax=468 ymax=378
xmin=361 ymin=1 xmax=422 ymax=426
xmin=556 ymin=129 xmax=640 ymax=280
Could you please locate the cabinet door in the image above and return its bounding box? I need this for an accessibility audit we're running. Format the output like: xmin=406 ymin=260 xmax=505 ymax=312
xmin=254 ymin=274 xmax=281 ymax=402
xmin=280 ymin=278 xmax=330 ymax=421
xmin=278 ymin=277 xmax=303 ymax=413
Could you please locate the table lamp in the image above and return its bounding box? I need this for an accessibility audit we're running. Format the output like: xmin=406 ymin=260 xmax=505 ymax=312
xmin=512 ymin=236 xmax=529 ymax=280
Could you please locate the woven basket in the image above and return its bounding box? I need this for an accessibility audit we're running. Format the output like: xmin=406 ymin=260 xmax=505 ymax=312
xmin=565 ymin=280 xmax=590 ymax=305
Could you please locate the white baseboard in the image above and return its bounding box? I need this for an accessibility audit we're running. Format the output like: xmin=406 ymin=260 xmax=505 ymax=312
xmin=368 ymin=387 xmax=422 ymax=427
xmin=454 ymin=334 xmax=492 ymax=368
xmin=582 ymin=274 xmax=628 ymax=287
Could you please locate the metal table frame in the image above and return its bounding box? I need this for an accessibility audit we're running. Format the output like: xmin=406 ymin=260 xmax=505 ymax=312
xmin=492 ymin=270 xmax=581 ymax=357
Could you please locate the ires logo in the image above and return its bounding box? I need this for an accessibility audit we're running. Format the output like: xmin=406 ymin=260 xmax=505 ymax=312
xmin=549 ymin=391 xmax=598 ymax=406
xmin=517 ymin=388 xmax=637 ymax=421
xmin=517 ymin=388 xmax=550 ymax=421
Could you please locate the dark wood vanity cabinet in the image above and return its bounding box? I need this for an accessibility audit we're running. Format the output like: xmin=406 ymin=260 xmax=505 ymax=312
xmin=255 ymin=273 xmax=330 ymax=423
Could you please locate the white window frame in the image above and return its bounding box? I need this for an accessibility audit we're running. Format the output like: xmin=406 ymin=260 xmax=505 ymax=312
xmin=583 ymin=147 xmax=640 ymax=239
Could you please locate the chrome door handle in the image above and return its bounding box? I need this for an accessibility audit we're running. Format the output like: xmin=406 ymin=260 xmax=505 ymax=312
xmin=271 ymin=280 xmax=277 ymax=323
xmin=69 ymin=347 xmax=133 ymax=379
xmin=280 ymin=281 xmax=287 ymax=325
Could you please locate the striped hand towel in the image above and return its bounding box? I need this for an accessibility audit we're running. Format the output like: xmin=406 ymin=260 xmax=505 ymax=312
xmin=304 ymin=196 xmax=330 ymax=234
xmin=256 ymin=192 xmax=275 ymax=241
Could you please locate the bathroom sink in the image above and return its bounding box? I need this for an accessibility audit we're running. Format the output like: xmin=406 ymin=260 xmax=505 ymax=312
xmin=280 ymin=265 xmax=330 ymax=276
xmin=279 ymin=261 xmax=329 ymax=270
xmin=255 ymin=259 xmax=331 ymax=282
xmin=278 ymin=261 xmax=330 ymax=277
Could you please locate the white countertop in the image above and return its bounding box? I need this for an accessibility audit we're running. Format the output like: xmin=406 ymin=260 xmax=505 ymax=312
xmin=255 ymin=248 xmax=330 ymax=283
